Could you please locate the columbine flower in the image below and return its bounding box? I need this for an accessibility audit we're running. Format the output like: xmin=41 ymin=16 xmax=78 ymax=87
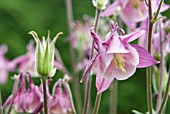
xmin=48 ymin=79 xmax=73 ymax=114
xmin=0 ymin=44 xmax=16 ymax=84
xmin=3 ymin=73 xmax=42 ymax=113
xmin=34 ymin=76 xmax=76 ymax=114
xmin=102 ymin=0 xmax=169 ymax=29
xmin=29 ymin=31 xmax=63 ymax=78
xmin=92 ymin=0 xmax=109 ymax=10
xmin=81 ymin=21 xmax=158 ymax=94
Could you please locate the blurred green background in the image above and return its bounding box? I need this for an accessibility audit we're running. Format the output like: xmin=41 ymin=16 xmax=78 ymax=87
xmin=0 ymin=0 xmax=170 ymax=114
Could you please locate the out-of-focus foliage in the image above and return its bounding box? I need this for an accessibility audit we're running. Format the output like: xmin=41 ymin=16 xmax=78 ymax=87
xmin=0 ymin=0 xmax=170 ymax=114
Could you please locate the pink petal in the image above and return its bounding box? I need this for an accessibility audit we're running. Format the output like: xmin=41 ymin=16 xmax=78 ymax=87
xmin=120 ymin=2 xmax=148 ymax=23
xmin=96 ymin=74 xmax=114 ymax=94
xmin=101 ymin=0 xmax=120 ymax=17
xmin=111 ymin=45 xmax=139 ymax=80
xmin=112 ymin=61 xmax=137 ymax=80
xmin=80 ymin=53 xmax=99 ymax=82
xmin=131 ymin=44 xmax=158 ymax=68
xmin=0 ymin=70 xmax=8 ymax=84
xmin=107 ymin=36 xmax=129 ymax=54
xmin=124 ymin=45 xmax=139 ymax=66
xmin=120 ymin=30 xmax=146 ymax=43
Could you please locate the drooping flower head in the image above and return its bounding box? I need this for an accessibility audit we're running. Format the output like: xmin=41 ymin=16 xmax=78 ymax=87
xmin=81 ymin=21 xmax=158 ymax=93
xmin=29 ymin=31 xmax=63 ymax=78
xmin=3 ymin=73 xmax=42 ymax=113
xmin=33 ymin=75 xmax=76 ymax=114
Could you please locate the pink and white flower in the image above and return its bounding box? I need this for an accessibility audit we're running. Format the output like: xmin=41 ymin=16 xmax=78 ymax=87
xmin=81 ymin=21 xmax=158 ymax=94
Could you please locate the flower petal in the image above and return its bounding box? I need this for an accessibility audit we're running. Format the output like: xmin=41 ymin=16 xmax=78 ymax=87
xmin=131 ymin=44 xmax=158 ymax=68
xmin=80 ymin=53 xmax=99 ymax=82
xmin=96 ymin=74 xmax=114 ymax=94
xmin=120 ymin=30 xmax=146 ymax=43
xmin=107 ymin=36 xmax=129 ymax=54
xmin=112 ymin=61 xmax=137 ymax=80
xmin=101 ymin=0 xmax=120 ymax=17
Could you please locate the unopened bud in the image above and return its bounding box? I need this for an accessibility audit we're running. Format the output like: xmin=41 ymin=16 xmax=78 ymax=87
xmin=29 ymin=31 xmax=63 ymax=78
xmin=92 ymin=0 xmax=109 ymax=10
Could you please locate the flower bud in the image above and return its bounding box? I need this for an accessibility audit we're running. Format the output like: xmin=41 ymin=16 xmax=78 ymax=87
xmin=29 ymin=31 xmax=63 ymax=78
xmin=92 ymin=0 xmax=108 ymax=10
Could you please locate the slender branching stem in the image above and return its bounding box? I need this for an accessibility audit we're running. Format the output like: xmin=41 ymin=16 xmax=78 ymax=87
xmin=65 ymin=0 xmax=82 ymax=113
xmin=146 ymin=0 xmax=165 ymax=113
xmin=158 ymin=72 xmax=170 ymax=114
xmin=42 ymin=77 xmax=48 ymax=114
xmin=0 ymin=89 xmax=3 ymax=114
xmin=83 ymin=9 xmax=101 ymax=114
xmin=93 ymin=93 xmax=102 ymax=114
xmin=147 ymin=0 xmax=153 ymax=114
xmin=156 ymin=20 xmax=164 ymax=112
xmin=110 ymin=80 xmax=118 ymax=114
xmin=153 ymin=0 xmax=164 ymax=21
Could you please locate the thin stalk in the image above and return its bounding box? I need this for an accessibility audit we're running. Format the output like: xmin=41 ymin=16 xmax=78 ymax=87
xmin=7 ymin=75 xmax=20 ymax=114
xmin=0 ymin=89 xmax=3 ymax=114
xmin=156 ymin=20 xmax=164 ymax=112
xmin=147 ymin=0 xmax=153 ymax=114
xmin=65 ymin=0 xmax=82 ymax=113
xmin=158 ymin=72 xmax=170 ymax=114
xmin=110 ymin=80 xmax=118 ymax=114
xmin=42 ymin=77 xmax=48 ymax=114
xmin=83 ymin=9 xmax=101 ymax=114
xmin=153 ymin=0 xmax=164 ymax=21
xmin=93 ymin=93 xmax=102 ymax=114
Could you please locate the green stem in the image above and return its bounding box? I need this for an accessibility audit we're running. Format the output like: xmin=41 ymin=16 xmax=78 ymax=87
xmin=42 ymin=77 xmax=48 ymax=114
xmin=93 ymin=93 xmax=102 ymax=114
xmin=156 ymin=20 xmax=164 ymax=112
xmin=65 ymin=0 xmax=82 ymax=113
xmin=110 ymin=80 xmax=118 ymax=114
xmin=83 ymin=9 xmax=101 ymax=114
xmin=153 ymin=0 xmax=164 ymax=21
xmin=158 ymin=72 xmax=170 ymax=114
xmin=147 ymin=0 xmax=153 ymax=114
xmin=0 ymin=89 xmax=3 ymax=114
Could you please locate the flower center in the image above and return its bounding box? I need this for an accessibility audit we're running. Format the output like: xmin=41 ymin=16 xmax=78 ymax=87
xmin=129 ymin=0 xmax=143 ymax=16
xmin=112 ymin=54 xmax=126 ymax=73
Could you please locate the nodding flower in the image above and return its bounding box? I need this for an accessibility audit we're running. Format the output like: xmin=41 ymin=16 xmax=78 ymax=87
xmin=3 ymin=73 xmax=42 ymax=113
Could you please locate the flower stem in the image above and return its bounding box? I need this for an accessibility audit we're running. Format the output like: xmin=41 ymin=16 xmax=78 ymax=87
xmin=110 ymin=80 xmax=118 ymax=114
xmin=147 ymin=0 xmax=153 ymax=114
xmin=42 ymin=77 xmax=48 ymax=114
xmin=93 ymin=93 xmax=102 ymax=114
xmin=153 ymin=0 xmax=164 ymax=21
xmin=65 ymin=0 xmax=82 ymax=113
xmin=83 ymin=9 xmax=101 ymax=114
xmin=158 ymin=72 xmax=170 ymax=114
xmin=156 ymin=20 xmax=164 ymax=112
xmin=0 ymin=89 xmax=3 ymax=114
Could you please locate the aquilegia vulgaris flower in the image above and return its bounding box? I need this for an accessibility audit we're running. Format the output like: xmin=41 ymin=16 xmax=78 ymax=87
xmin=81 ymin=21 xmax=158 ymax=94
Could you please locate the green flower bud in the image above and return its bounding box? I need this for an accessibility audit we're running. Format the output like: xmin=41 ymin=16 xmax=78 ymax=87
xmin=29 ymin=31 xmax=63 ymax=78
xmin=92 ymin=0 xmax=108 ymax=10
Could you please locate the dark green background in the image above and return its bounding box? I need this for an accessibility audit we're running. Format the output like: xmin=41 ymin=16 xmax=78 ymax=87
xmin=0 ymin=0 xmax=170 ymax=114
